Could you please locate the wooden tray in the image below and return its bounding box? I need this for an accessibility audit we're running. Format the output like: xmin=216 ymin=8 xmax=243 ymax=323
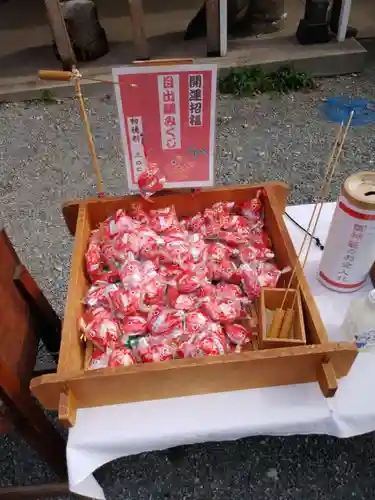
xmin=30 ymin=182 xmax=357 ymax=426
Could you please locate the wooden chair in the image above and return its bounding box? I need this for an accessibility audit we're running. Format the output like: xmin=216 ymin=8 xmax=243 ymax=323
xmin=0 ymin=228 xmax=72 ymax=499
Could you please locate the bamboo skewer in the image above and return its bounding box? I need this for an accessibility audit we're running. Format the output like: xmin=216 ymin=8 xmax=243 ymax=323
xmin=72 ymin=68 xmax=104 ymax=196
xmin=282 ymin=110 xmax=354 ymax=328
xmin=268 ymin=122 xmax=345 ymax=339
xmin=38 ymin=68 xmax=104 ymax=197
xmin=268 ymin=111 xmax=354 ymax=340
xmin=281 ymin=123 xmax=345 ymax=304
xmin=267 ymin=123 xmax=344 ymax=339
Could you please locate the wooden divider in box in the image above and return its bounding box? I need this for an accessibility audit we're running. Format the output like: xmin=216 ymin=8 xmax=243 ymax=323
xmin=30 ymin=183 xmax=357 ymax=427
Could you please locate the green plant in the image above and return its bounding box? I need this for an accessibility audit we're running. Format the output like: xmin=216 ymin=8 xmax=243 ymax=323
xmin=219 ymin=66 xmax=315 ymax=97
xmin=39 ymin=88 xmax=57 ymax=104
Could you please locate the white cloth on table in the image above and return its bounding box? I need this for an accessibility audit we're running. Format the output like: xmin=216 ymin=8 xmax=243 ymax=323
xmin=67 ymin=202 xmax=375 ymax=500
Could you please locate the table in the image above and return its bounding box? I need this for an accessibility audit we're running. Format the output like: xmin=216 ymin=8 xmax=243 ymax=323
xmin=67 ymin=202 xmax=375 ymax=499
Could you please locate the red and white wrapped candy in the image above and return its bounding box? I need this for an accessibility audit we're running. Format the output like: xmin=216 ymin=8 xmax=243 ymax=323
xmin=239 ymin=264 xmax=261 ymax=300
xmin=127 ymin=204 xmax=150 ymax=225
xmin=218 ymin=231 xmax=249 ymax=248
xmin=215 ymin=283 xmax=243 ymax=299
xmin=103 ymin=209 xmax=137 ymax=238
xmin=84 ymin=284 xmax=107 ymax=308
xmin=212 ymin=201 xmax=235 ymax=217
xmin=184 ymin=310 xmax=209 ymax=335
xmin=137 ymin=164 xmax=165 ymax=198
xmin=147 ymin=307 xmax=184 ymax=335
xmin=121 ymin=315 xmax=147 ymax=336
xmin=221 ymin=215 xmax=250 ymax=232
xmin=114 ymin=232 xmax=141 ymax=258
xmin=160 ymin=240 xmax=189 ymax=264
xmin=149 ymin=206 xmax=178 ymax=233
xmin=89 ymin=348 xmax=109 ymax=370
xmin=138 ymin=230 xmax=163 ymax=260
xmin=202 ymin=296 xmax=240 ymax=324
xmin=137 ymin=337 xmax=174 ymax=363
xmin=256 ymin=262 xmax=283 ymax=288
xmin=102 ymin=242 xmax=121 ymax=273
xmin=186 ymin=234 xmax=207 ymax=264
xmin=177 ymin=270 xmax=206 ymax=294
xmin=79 ymin=307 xmax=121 ymax=349
xmin=239 ymin=262 xmax=282 ymax=299
xmin=143 ymin=277 xmax=165 ymax=306
xmin=163 ymin=226 xmax=186 ymax=243
xmin=191 ymin=333 xmax=226 ymax=357
xmin=86 ymin=241 xmax=103 ymax=278
xmin=240 ymin=190 xmax=263 ymax=221
xmin=248 ymin=230 xmax=272 ymax=250
xmin=206 ymin=242 xmax=231 ymax=262
xmin=159 ymin=262 xmax=184 ymax=282
xmin=167 ymin=286 xmax=198 ymax=311
xmin=184 ymin=213 xmax=204 ymax=233
xmin=108 ymin=347 xmax=137 ymax=367
xmin=119 ymin=255 xmax=144 ymax=289
xmin=104 ymin=284 xmax=139 ymax=316
xmin=239 ymin=245 xmax=274 ymax=264
xmin=207 ymin=259 xmax=240 ymax=284
xmin=217 ymin=259 xmax=241 ymax=283
xmin=225 ymin=323 xmax=252 ymax=345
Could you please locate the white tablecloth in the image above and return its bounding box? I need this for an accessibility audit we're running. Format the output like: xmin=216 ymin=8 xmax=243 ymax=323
xmin=67 ymin=202 xmax=375 ymax=499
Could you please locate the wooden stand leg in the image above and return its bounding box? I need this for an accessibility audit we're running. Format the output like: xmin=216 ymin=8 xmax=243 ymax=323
xmin=317 ymin=360 xmax=338 ymax=397
xmin=1 ymin=358 xmax=67 ymax=478
xmin=206 ymin=0 xmax=220 ymax=56
xmin=129 ymin=0 xmax=149 ymax=61
xmin=59 ymin=389 xmax=77 ymax=428
xmin=44 ymin=0 xmax=76 ymax=70
xmin=13 ymin=264 xmax=62 ymax=361
xmin=0 ymin=482 xmax=72 ymax=499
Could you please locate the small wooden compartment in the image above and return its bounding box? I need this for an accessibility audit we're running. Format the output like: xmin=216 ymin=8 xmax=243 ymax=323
xmin=258 ymin=288 xmax=306 ymax=349
xmin=30 ymin=182 xmax=357 ymax=426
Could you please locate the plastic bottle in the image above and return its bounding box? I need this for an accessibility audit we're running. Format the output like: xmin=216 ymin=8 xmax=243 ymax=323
xmin=340 ymin=290 xmax=375 ymax=349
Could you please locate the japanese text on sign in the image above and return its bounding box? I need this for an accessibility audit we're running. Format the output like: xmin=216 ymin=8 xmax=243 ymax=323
xmin=157 ymin=75 xmax=181 ymax=150
xmin=188 ymin=74 xmax=203 ymax=127
xmin=126 ymin=116 xmax=147 ymax=180
xmin=337 ymin=223 xmax=367 ymax=282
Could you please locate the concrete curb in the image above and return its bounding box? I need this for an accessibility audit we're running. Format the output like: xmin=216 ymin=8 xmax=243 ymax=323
xmin=0 ymin=37 xmax=366 ymax=103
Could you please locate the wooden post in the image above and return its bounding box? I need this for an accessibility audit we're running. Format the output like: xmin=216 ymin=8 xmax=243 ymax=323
xmin=44 ymin=0 xmax=76 ymax=70
xmin=337 ymin=0 xmax=352 ymax=42
xmin=128 ymin=0 xmax=149 ymax=60
xmin=205 ymin=0 xmax=220 ymax=57
xmin=219 ymin=0 xmax=227 ymax=57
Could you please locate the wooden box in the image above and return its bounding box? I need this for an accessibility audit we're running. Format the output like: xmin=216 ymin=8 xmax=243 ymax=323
xmin=30 ymin=183 xmax=357 ymax=426
xmin=258 ymin=288 xmax=306 ymax=349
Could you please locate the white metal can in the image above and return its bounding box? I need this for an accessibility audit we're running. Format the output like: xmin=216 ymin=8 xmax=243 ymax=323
xmin=318 ymin=172 xmax=375 ymax=292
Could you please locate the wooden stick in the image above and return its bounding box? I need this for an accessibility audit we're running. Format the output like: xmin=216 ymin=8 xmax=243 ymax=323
xmin=272 ymin=111 xmax=353 ymax=340
xmin=40 ymin=59 xmax=194 ymax=85
xmin=280 ymin=121 xmax=345 ymax=310
xmin=288 ymin=110 xmax=354 ymax=315
xmin=73 ymin=71 xmax=104 ymax=196
xmin=278 ymin=307 xmax=294 ymax=339
xmin=268 ymin=308 xmax=285 ymax=338
xmin=268 ymin=122 xmax=345 ymax=339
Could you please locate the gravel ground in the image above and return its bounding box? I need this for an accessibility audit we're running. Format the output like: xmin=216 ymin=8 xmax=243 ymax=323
xmin=2 ymin=64 xmax=375 ymax=498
